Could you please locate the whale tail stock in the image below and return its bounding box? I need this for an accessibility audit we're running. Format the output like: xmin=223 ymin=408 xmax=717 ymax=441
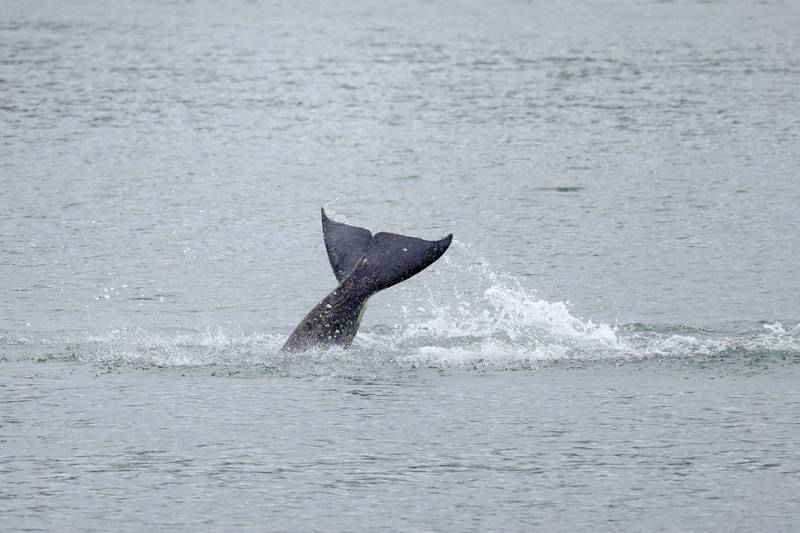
xmin=321 ymin=207 xmax=453 ymax=295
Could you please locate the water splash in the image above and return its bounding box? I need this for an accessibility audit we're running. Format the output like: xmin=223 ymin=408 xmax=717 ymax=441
xmin=358 ymin=246 xmax=625 ymax=366
xmin=1 ymin=247 xmax=799 ymax=372
xmin=352 ymin=244 xmax=798 ymax=368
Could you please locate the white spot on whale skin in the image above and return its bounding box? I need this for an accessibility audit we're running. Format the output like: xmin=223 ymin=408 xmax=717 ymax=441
xmin=326 ymin=304 xmax=332 ymax=308
xmin=403 ymin=248 xmax=408 ymax=252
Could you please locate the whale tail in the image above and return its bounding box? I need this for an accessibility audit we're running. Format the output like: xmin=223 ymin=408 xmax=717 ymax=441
xmin=281 ymin=209 xmax=452 ymax=352
xmin=321 ymin=208 xmax=452 ymax=294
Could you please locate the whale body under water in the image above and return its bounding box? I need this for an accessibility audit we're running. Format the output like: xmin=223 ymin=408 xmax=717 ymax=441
xmin=281 ymin=209 xmax=453 ymax=352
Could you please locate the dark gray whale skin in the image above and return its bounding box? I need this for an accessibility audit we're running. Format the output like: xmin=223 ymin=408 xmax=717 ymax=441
xmin=281 ymin=209 xmax=452 ymax=352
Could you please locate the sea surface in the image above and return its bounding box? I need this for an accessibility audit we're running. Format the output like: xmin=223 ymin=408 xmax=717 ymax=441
xmin=2 ymin=0 xmax=800 ymax=531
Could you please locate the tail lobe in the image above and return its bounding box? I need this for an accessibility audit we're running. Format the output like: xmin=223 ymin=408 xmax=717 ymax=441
xmin=350 ymin=231 xmax=453 ymax=294
xmin=321 ymin=208 xmax=372 ymax=282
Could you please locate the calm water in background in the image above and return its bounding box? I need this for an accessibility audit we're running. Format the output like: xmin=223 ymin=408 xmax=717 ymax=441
xmin=2 ymin=0 xmax=800 ymax=530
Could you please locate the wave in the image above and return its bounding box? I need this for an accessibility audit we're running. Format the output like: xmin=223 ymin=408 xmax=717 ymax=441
xmin=2 ymin=321 xmax=798 ymax=375
xmin=2 ymin=246 xmax=798 ymax=373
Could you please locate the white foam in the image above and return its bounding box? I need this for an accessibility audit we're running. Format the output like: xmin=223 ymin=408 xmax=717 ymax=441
xmin=357 ymin=245 xmax=626 ymax=365
xmin=2 ymin=247 xmax=799 ymax=370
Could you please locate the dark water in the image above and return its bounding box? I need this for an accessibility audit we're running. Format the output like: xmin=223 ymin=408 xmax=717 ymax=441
xmin=2 ymin=0 xmax=800 ymax=531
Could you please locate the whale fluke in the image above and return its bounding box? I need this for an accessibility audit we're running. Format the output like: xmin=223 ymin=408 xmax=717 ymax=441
xmin=281 ymin=209 xmax=453 ymax=352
